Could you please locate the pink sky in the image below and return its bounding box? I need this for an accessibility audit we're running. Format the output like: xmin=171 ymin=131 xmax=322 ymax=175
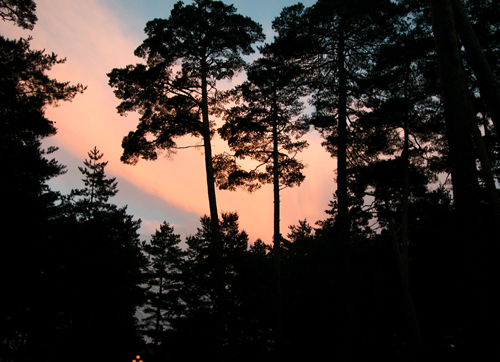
xmin=1 ymin=0 xmax=335 ymax=243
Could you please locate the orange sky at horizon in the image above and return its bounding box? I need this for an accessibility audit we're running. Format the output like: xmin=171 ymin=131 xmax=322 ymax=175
xmin=1 ymin=0 xmax=335 ymax=244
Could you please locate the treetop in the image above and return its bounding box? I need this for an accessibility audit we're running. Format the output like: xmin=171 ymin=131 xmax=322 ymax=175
xmin=135 ymin=0 xmax=265 ymax=80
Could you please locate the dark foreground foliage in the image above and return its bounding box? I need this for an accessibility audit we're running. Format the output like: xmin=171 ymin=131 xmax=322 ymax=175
xmin=2 ymin=0 xmax=500 ymax=361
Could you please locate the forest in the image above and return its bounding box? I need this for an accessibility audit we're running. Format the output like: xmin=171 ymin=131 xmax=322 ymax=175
xmin=1 ymin=0 xmax=499 ymax=361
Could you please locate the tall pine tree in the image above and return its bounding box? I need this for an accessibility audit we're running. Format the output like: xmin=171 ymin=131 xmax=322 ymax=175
xmin=108 ymin=3 xmax=264 ymax=353
xmin=214 ymin=49 xmax=308 ymax=353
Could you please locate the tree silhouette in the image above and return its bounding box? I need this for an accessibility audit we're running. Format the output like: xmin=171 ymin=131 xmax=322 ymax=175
xmin=63 ymin=147 xmax=145 ymax=362
xmin=140 ymin=222 xmax=186 ymax=347
xmin=271 ymin=1 xmax=400 ymax=359
xmin=108 ymin=2 xmax=264 ymax=353
xmin=0 ymin=0 xmax=37 ymax=29
xmin=70 ymin=146 xmax=118 ymax=218
xmin=429 ymin=0 xmax=500 ymax=357
xmin=214 ymin=50 xmax=308 ymax=352
xmin=0 ymin=9 xmax=84 ymax=358
xmin=347 ymin=4 xmax=444 ymax=353
xmin=433 ymin=0 xmax=500 ymax=235
xmin=174 ymin=212 xmax=255 ymax=361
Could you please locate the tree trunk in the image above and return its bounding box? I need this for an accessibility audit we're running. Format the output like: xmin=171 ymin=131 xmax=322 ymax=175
xmin=333 ymin=21 xmax=354 ymax=362
xmin=201 ymin=60 xmax=225 ymax=360
xmin=430 ymin=1 xmax=499 ymax=356
xmin=337 ymin=22 xmax=349 ymax=244
xmin=449 ymin=0 xmax=500 ymax=237
xmin=430 ymin=0 xmax=481 ymax=223
xmin=155 ymin=274 xmax=163 ymax=347
xmin=431 ymin=0 xmax=500 ymax=235
xmin=388 ymin=215 xmax=425 ymax=357
xmin=271 ymin=97 xmax=283 ymax=359
xmin=401 ymin=97 xmax=410 ymax=287
xmin=470 ymin=120 xmax=500 ymax=238
xmin=399 ymin=101 xmax=425 ymax=353
xmin=450 ymin=0 xmax=500 ymax=140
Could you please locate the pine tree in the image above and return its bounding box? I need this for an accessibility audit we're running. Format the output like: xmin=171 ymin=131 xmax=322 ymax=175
xmin=214 ymin=49 xmax=308 ymax=353
xmin=62 ymin=148 xmax=146 ymax=362
xmin=272 ymin=0 xmax=397 ymax=244
xmin=71 ymin=146 xmax=118 ymax=218
xmin=175 ymin=212 xmax=251 ymax=360
xmin=271 ymin=2 xmax=398 ymax=359
xmin=0 ymin=5 xmax=84 ymax=359
xmin=344 ymin=4 xmax=443 ymax=354
xmin=0 ymin=0 xmax=37 ymax=29
xmin=429 ymin=0 xmax=500 ymax=356
xmin=183 ymin=213 xmax=249 ymax=315
xmin=108 ymin=3 xmax=264 ymax=353
xmin=140 ymin=222 xmax=186 ymax=347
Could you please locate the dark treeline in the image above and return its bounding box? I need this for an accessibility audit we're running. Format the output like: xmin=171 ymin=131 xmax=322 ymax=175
xmin=2 ymin=0 xmax=499 ymax=361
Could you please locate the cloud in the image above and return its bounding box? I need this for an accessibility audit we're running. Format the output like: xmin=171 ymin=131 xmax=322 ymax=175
xmin=2 ymin=0 xmax=335 ymax=245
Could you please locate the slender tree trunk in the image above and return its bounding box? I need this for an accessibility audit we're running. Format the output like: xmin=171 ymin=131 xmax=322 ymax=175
xmin=430 ymin=0 xmax=481 ymax=222
xmin=201 ymin=60 xmax=225 ymax=361
xmin=449 ymin=0 xmax=500 ymax=237
xmin=334 ymin=21 xmax=353 ymax=362
xmin=271 ymin=96 xmax=282 ymax=358
xmin=431 ymin=0 xmax=500 ymax=236
xmin=471 ymin=121 xmax=500 ymax=238
xmin=399 ymin=101 xmax=425 ymax=354
xmin=388 ymin=215 xmax=425 ymax=357
xmin=451 ymin=0 xmax=500 ymax=140
xmin=155 ymin=274 xmax=163 ymax=347
xmin=430 ymin=1 xmax=499 ymax=356
xmin=401 ymin=88 xmax=410 ymax=286
xmin=337 ymin=23 xmax=348 ymax=243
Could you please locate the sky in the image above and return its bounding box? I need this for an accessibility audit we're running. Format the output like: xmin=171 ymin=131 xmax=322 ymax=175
xmin=0 ymin=0 xmax=336 ymax=244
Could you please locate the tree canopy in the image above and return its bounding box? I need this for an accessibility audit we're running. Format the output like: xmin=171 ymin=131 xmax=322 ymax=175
xmin=3 ymin=1 xmax=500 ymax=361
xmin=108 ymin=0 xmax=264 ymax=165
xmin=108 ymin=1 xmax=265 ymax=358
xmin=0 ymin=0 xmax=36 ymax=29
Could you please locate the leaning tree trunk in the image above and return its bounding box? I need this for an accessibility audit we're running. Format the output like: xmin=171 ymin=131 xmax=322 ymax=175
xmin=201 ymin=60 xmax=226 ymax=361
xmin=271 ymin=97 xmax=283 ymax=359
xmin=431 ymin=0 xmax=500 ymax=236
xmin=430 ymin=1 xmax=499 ymax=357
xmin=449 ymin=0 xmax=500 ymax=237
xmin=470 ymin=120 xmax=500 ymax=237
xmin=451 ymin=0 xmax=500 ymax=141
xmin=430 ymin=0 xmax=481 ymax=224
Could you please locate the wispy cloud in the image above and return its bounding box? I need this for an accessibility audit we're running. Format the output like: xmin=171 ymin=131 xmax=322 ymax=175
xmin=1 ymin=0 xmax=333 ymax=244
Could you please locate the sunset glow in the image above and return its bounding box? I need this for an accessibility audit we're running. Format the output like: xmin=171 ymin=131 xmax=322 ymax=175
xmin=4 ymin=1 xmax=497 ymax=360
xmin=0 ymin=0 xmax=330 ymax=243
